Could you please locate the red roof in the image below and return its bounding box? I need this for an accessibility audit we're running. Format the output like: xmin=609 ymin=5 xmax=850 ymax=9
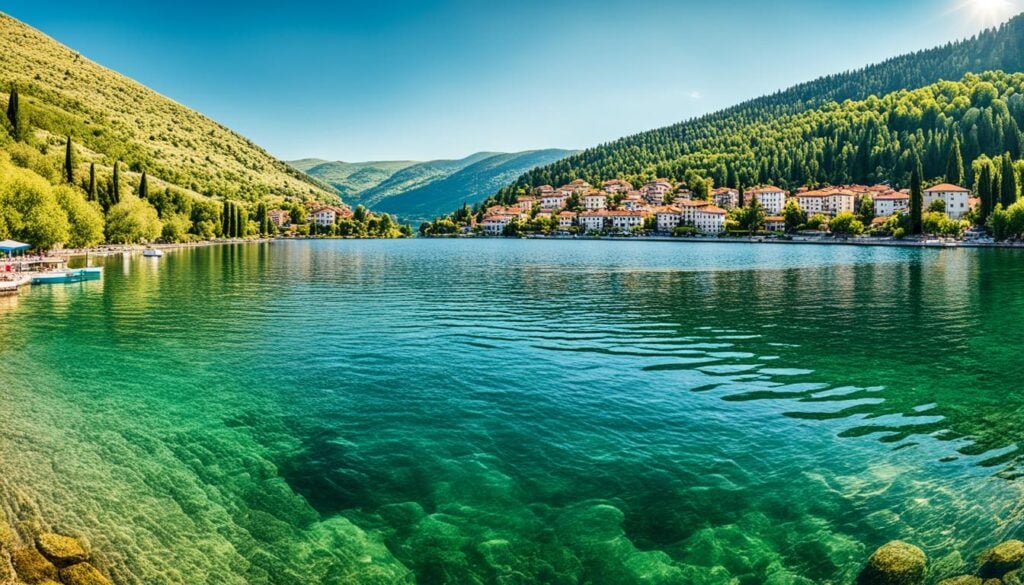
xmin=925 ymin=183 xmax=969 ymax=193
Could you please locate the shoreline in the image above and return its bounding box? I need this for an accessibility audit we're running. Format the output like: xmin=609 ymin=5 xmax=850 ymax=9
xmin=496 ymin=234 xmax=1020 ymax=250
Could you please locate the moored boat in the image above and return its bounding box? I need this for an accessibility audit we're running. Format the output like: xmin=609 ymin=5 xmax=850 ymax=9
xmin=32 ymin=271 xmax=84 ymax=285
xmin=142 ymin=248 xmax=164 ymax=258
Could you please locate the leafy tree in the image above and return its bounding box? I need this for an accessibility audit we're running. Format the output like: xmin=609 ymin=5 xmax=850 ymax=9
xmin=353 ymin=205 xmax=368 ymax=222
xmin=830 ymin=211 xmax=864 ymax=236
xmin=54 ymin=185 xmax=104 ymax=248
xmin=105 ymin=195 xmax=162 ymax=244
xmin=0 ymin=164 xmax=70 ymax=250
xmin=928 ymin=199 xmax=946 ymax=213
xmin=858 ymin=194 xmax=874 ymax=224
xmin=161 ymin=213 xmax=192 ymax=243
xmin=782 ymin=199 xmax=805 ymax=233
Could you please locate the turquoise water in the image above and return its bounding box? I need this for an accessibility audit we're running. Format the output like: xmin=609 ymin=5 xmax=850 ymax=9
xmin=1 ymin=240 xmax=1023 ymax=584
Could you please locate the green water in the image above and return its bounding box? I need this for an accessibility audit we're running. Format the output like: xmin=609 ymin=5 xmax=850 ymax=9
xmin=1 ymin=240 xmax=1023 ymax=584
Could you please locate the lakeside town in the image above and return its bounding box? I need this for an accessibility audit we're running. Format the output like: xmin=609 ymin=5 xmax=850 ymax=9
xmin=433 ymin=178 xmax=989 ymax=242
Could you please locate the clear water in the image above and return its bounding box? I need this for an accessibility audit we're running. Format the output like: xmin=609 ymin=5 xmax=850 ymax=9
xmin=1 ymin=240 xmax=1023 ymax=584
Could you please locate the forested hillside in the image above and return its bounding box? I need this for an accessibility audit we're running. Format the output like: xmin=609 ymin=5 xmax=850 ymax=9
xmin=491 ymin=14 xmax=1024 ymax=200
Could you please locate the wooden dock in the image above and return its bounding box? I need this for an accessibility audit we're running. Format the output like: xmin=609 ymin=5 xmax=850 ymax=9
xmin=0 ymin=274 xmax=31 ymax=296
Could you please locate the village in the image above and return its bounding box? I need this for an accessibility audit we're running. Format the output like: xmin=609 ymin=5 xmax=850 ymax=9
xmin=469 ymin=178 xmax=978 ymax=239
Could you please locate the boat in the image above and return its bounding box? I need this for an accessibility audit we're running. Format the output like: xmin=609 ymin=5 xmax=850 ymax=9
xmin=32 ymin=270 xmax=84 ymax=285
xmin=80 ymin=267 xmax=104 ymax=280
xmin=142 ymin=248 xmax=164 ymax=258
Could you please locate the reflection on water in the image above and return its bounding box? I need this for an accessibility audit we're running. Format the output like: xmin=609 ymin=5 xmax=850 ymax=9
xmin=0 ymin=240 xmax=1023 ymax=584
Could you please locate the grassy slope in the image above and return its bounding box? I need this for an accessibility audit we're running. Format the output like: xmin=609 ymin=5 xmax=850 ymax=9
xmin=0 ymin=12 xmax=337 ymax=205
xmin=302 ymin=160 xmax=419 ymax=198
xmin=374 ymin=149 xmax=578 ymax=223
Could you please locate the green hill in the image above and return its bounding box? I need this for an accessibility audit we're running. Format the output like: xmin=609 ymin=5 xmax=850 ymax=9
xmin=482 ymin=14 xmax=1024 ymax=203
xmin=294 ymin=150 xmax=576 ymax=221
xmin=0 ymin=12 xmax=337 ymax=205
xmin=374 ymin=149 xmax=578 ymax=223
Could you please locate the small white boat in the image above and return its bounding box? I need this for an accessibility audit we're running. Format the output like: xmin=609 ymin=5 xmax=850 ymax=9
xmin=142 ymin=248 xmax=164 ymax=258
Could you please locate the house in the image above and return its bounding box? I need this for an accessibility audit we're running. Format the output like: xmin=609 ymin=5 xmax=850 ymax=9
xmin=602 ymin=179 xmax=633 ymax=193
xmin=583 ymin=191 xmax=608 ymax=210
xmin=622 ymin=193 xmax=646 ymax=211
xmin=654 ymin=207 xmax=682 ymax=232
xmin=541 ymin=193 xmax=569 ymax=209
xmin=312 ymin=206 xmax=347 ymax=227
xmin=873 ymin=192 xmax=910 ymax=217
xmin=677 ymin=199 xmax=712 ymax=226
xmin=924 ymin=184 xmax=971 ymax=219
xmin=826 ymin=191 xmax=856 ymax=215
xmin=516 ymin=196 xmax=538 ymax=211
xmin=795 ymin=191 xmax=827 ymax=216
xmin=692 ymin=206 xmax=727 ymax=234
xmin=557 ymin=211 xmax=576 ymax=229
xmin=712 ymin=188 xmax=740 ymax=210
xmin=642 ymin=180 xmax=674 ymax=201
xmin=765 ymin=216 xmax=785 ymax=232
xmin=607 ymin=210 xmax=647 ymax=232
xmin=268 ymin=209 xmax=291 ymax=228
xmin=747 ymin=186 xmax=787 ymax=215
xmin=534 ymin=185 xmax=555 ymax=196
xmin=482 ymin=215 xmax=511 ymax=235
xmin=578 ymin=211 xmax=607 ymax=233
xmin=557 ymin=179 xmax=592 ymax=196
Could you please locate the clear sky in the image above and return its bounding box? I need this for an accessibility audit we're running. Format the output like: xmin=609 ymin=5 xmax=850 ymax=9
xmin=4 ymin=0 xmax=1022 ymax=162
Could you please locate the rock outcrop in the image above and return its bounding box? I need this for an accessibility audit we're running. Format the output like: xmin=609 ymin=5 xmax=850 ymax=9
xmin=857 ymin=541 xmax=927 ymax=585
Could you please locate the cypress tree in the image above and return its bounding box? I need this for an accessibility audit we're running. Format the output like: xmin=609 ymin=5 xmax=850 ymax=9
xmin=945 ymin=135 xmax=964 ymax=186
xmin=910 ymin=157 xmax=923 ymax=235
xmin=111 ymin=162 xmax=121 ymax=205
xmin=737 ymin=184 xmax=745 ymax=208
xmin=138 ymin=171 xmax=148 ymax=200
xmin=1005 ymin=118 xmax=1022 ymax=160
xmin=235 ymin=206 xmax=244 ymax=238
xmin=6 ymin=86 xmax=19 ymax=138
xmin=87 ymin=163 xmax=96 ymax=202
xmin=64 ymin=136 xmax=74 ymax=184
xmin=978 ymin=163 xmax=993 ymax=225
xmin=1001 ymin=154 xmax=1018 ymax=208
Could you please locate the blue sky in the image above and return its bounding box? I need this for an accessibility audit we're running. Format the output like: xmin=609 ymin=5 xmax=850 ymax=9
xmin=4 ymin=0 xmax=1021 ymax=162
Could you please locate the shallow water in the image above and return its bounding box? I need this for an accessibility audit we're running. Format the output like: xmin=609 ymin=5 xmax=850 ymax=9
xmin=1 ymin=239 xmax=1023 ymax=584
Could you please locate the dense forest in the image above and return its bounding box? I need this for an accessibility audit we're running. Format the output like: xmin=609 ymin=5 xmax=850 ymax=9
xmin=482 ymin=14 xmax=1024 ymax=204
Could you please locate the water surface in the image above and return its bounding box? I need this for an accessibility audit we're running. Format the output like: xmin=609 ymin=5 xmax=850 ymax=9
xmin=1 ymin=239 xmax=1023 ymax=584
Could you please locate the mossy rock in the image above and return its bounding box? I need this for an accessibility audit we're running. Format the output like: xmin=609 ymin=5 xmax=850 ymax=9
xmin=1004 ymin=569 xmax=1024 ymax=585
xmin=35 ymin=534 xmax=87 ymax=567
xmin=10 ymin=547 xmax=57 ymax=584
xmin=857 ymin=541 xmax=927 ymax=585
xmin=59 ymin=563 xmax=112 ymax=585
xmin=936 ymin=576 xmax=982 ymax=585
xmin=979 ymin=540 xmax=1024 ymax=578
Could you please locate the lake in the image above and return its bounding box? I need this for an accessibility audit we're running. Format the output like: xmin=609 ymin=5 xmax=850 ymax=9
xmin=1 ymin=239 xmax=1023 ymax=584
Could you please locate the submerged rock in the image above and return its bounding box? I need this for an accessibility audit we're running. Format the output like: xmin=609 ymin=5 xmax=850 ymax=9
xmin=857 ymin=541 xmax=927 ymax=585
xmin=978 ymin=540 xmax=1024 ymax=578
xmin=10 ymin=547 xmax=58 ymax=583
xmin=59 ymin=562 xmax=112 ymax=585
xmin=1004 ymin=569 xmax=1024 ymax=584
xmin=35 ymin=533 xmax=88 ymax=567
xmin=936 ymin=576 xmax=982 ymax=585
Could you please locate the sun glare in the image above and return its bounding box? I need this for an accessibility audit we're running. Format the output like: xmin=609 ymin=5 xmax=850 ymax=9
xmin=966 ymin=0 xmax=1014 ymax=25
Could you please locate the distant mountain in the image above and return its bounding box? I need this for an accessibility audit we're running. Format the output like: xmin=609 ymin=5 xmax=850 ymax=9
xmin=290 ymin=149 xmax=577 ymax=221
xmin=374 ymin=150 xmax=579 ymax=223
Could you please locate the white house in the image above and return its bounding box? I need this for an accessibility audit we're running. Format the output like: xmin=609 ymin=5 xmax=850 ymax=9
xmin=655 ymin=207 xmax=682 ymax=232
xmin=692 ymin=206 xmax=726 ymax=234
xmin=748 ymin=186 xmax=787 ymax=215
xmin=541 ymin=194 xmax=569 ymax=209
xmin=765 ymin=216 xmax=785 ymax=232
xmin=578 ymin=211 xmax=607 ymax=232
xmin=924 ymin=184 xmax=971 ymax=219
xmin=826 ymin=191 xmax=856 ymax=215
xmin=268 ymin=209 xmax=291 ymax=228
xmin=557 ymin=211 xmax=576 ymax=229
xmin=602 ymin=179 xmax=633 ymax=193
xmin=712 ymin=188 xmax=740 ymax=210
xmin=482 ymin=216 xmax=511 ymax=235
xmin=795 ymin=192 xmax=826 ymax=216
xmin=873 ymin=192 xmax=910 ymax=217
xmin=607 ymin=211 xmax=646 ymax=232
xmin=642 ymin=180 xmax=674 ymax=201
xmin=312 ymin=206 xmax=346 ymax=227
xmin=583 ymin=192 xmax=608 ymax=210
